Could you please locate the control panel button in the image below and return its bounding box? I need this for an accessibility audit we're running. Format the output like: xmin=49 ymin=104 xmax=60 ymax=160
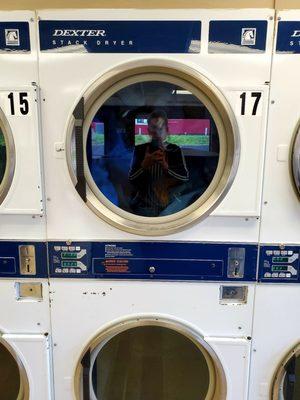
xmin=274 ymin=251 xmax=280 ymax=256
xmin=272 ymin=273 xmax=279 ymax=278
xmin=264 ymin=272 xmax=271 ymax=278
xmin=266 ymin=250 xmax=273 ymax=256
xmin=279 ymin=273 xmax=286 ymax=278
xmin=281 ymin=251 xmax=288 ymax=256
xmin=288 ymin=251 xmax=293 ymax=256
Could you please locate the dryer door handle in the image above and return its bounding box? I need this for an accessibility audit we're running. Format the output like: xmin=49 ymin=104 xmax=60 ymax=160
xmin=81 ymin=348 xmax=91 ymax=400
xmin=74 ymin=97 xmax=87 ymax=202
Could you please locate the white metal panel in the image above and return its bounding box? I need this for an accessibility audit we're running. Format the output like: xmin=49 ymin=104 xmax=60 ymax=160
xmin=0 ymin=86 xmax=43 ymax=214
xmin=206 ymin=337 xmax=251 ymax=400
xmin=0 ymin=279 xmax=50 ymax=333
xmin=49 ymin=280 xmax=255 ymax=399
xmin=38 ymin=8 xmax=274 ymax=242
xmin=249 ymin=285 xmax=300 ymax=400
xmin=260 ymin=10 xmax=300 ymax=245
xmin=3 ymin=333 xmax=53 ymax=400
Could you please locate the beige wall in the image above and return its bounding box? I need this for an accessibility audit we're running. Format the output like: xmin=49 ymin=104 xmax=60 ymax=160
xmin=1 ymin=0 xmax=299 ymax=12
xmin=0 ymin=0 xmax=275 ymax=10
xmin=275 ymin=0 xmax=300 ymax=9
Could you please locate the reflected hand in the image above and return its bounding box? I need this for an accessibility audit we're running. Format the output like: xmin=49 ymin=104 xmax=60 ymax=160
xmin=141 ymin=147 xmax=167 ymax=169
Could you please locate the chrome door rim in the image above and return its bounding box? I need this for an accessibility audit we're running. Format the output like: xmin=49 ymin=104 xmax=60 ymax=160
xmin=66 ymin=59 xmax=240 ymax=235
xmin=74 ymin=315 xmax=227 ymax=400
xmin=0 ymin=108 xmax=15 ymax=205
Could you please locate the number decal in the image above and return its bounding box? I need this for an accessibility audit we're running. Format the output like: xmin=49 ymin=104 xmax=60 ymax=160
xmin=8 ymin=92 xmax=15 ymax=115
xmin=240 ymin=92 xmax=246 ymax=115
xmin=239 ymin=91 xmax=262 ymax=116
xmin=19 ymin=92 xmax=29 ymax=115
xmin=251 ymin=92 xmax=262 ymax=116
xmin=6 ymin=92 xmax=30 ymax=116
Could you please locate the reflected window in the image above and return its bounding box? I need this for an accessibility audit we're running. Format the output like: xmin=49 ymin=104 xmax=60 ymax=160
xmin=0 ymin=128 xmax=6 ymax=186
xmin=86 ymin=81 xmax=220 ymax=217
xmin=0 ymin=342 xmax=21 ymax=400
xmin=91 ymin=326 xmax=212 ymax=400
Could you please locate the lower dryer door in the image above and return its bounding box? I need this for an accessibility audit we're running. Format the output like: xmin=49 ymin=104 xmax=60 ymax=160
xmin=0 ymin=337 xmax=29 ymax=400
xmin=75 ymin=320 xmax=226 ymax=400
xmin=272 ymin=343 xmax=300 ymax=400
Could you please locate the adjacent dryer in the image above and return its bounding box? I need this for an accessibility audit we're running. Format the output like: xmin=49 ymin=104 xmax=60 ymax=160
xmin=249 ymin=9 xmax=300 ymax=400
xmin=0 ymin=11 xmax=45 ymax=240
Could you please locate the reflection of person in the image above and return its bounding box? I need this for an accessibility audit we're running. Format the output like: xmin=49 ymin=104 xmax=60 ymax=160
xmin=129 ymin=110 xmax=189 ymax=216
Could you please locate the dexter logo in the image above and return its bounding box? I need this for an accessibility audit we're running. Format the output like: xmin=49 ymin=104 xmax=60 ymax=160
xmin=53 ymin=29 xmax=106 ymax=37
xmin=291 ymin=30 xmax=300 ymax=37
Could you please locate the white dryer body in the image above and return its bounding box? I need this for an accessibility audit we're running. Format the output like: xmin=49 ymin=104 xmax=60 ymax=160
xmin=38 ymin=8 xmax=275 ymax=242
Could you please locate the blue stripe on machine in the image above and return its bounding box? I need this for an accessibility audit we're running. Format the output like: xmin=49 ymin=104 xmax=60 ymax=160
xmin=0 ymin=22 xmax=30 ymax=53
xmin=38 ymin=20 xmax=201 ymax=53
xmin=0 ymin=242 xmax=47 ymax=278
xmin=48 ymin=241 xmax=258 ymax=281
xmin=276 ymin=21 xmax=300 ymax=54
xmin=208 ymin=20 xmax=268 ymax=53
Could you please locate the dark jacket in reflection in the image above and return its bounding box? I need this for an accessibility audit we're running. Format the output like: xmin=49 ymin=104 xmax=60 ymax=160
xmin=129 ymin=142 xmax=189 ymax=216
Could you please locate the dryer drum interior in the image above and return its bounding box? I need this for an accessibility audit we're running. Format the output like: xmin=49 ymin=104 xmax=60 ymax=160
xmin=0 ymin=339 xmax=29 ymax=400
xmin=67 ymin=65 xmax=239 ymax=235
xmin=0 ymin=108 xmax=15 ymax=205
xmin=291 ymin=125 xmax=300 ymax=197
xmin=272 ymin=344 xmax=300 ymax=400
xmin=76 ymin=324 xmax=226 ymax=400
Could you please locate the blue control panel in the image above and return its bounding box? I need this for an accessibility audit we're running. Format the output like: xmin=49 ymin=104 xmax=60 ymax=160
xmin=0 ymin=242 xmax=47 ymax=278
xmin=48 ymin=242 xmax=258 ymax=281
xmin=259 ymin=245 xmax=300 ymax=283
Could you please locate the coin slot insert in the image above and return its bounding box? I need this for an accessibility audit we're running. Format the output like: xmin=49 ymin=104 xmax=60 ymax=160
xmin=19 ymin=245 xmax=36 ymax=275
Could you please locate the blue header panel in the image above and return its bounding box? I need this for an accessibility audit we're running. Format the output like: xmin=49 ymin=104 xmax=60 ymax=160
xmin=276 ymin=21 xmax=300 ymax=54
xmin=0 ymin=22 xmax=30 ymax=53
xmin=208 ymin=20 xmax=268 ymax=53
xmin=39 ymin=20 xmax=201 ymax=53
xmin=48 ymin=241 xmax=257 ymax=282
xmin=259 ymin=245 xmax=300 ymax=283
xmin=0 ymin=242 xmax=47 ymax=278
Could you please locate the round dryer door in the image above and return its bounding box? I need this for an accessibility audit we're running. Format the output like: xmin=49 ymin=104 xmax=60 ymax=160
xmin=68 ymin=64 xmax=239 ymax=235
xmin=272 ymin=344 xmax=300 ymax=400
xmin=0 ymin=109 xmax=15 ymax=205
xmin=0 ymin=339 xmax=29 ymax=399
xmin=292 ymin=126 xmax=300 ymax=197
xmin=75 ymin=321 xmax=226 ymax=400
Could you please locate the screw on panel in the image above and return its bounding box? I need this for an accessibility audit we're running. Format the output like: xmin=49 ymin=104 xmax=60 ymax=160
xmin=271 ymin=100 xmax=275 ymax=104
xmin=264 ymin=201 xmax=268 ymax=205
xmin=269 ymin=16 xmax=273 ymax=21
xmin=278 ymin=17 xmax=282 ymax=21
xmin=30 ymin=18 xmax=34 ymax=22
